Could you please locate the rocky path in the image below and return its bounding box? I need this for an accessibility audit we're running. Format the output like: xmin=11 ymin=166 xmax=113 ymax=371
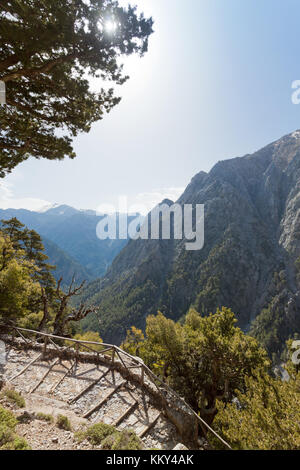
xmin=2 ymin=345 xmax=182 ymax=450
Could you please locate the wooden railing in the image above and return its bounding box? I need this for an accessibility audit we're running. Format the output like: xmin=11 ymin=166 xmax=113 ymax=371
xmin=0 ymin=323 xmax=232 ymax=450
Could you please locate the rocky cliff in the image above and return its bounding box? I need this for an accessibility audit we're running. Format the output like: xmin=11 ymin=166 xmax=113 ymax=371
xmin=80 ymin=130 xmax=300 ymax=355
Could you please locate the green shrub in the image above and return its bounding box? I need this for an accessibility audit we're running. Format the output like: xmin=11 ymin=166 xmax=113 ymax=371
xmin=56 ymin=414 xmax=71 ymax=431
xmin=0 ymin=408 xmax=31 ymax=450
xmin=101 ymin=432 xmax=120 ymax=450
xmin=13 ymin=436 xmax=31 ymax=450
xmin=114 ymin=430 xmax=143 ymax=450
xmin=1 ymin=436 xmax=31 ymax=450
xmin=0 ymin=424 xmax=14 ymax=447
xmin=79 ymin=422 xmax=143 ymax=450
xmin=103 ymin=429 xmax=143 ymax=450
xmin=1 ymin=389 xmax=25 ymax=408
xmin=74 ymin=430 xmax=87 ymax=443
xmin=66 ymin=332 xmax=104 ymax=352
xmin=35 ymin=412 xmax=54 ymax=423
xmin=0 ymin=405 xmax=17 ymax=430
xmin=85 ymin=423 xmax=115 ymax=445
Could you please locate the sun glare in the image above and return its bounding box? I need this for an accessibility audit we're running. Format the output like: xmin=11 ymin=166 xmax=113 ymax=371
xmin=105 ymin=20 xmax=117 ymax=34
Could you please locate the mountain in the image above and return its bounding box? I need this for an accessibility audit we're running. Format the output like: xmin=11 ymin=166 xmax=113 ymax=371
xmin=80 ymin=130 xmax=300 ymax=355
xmin=42 ymin=237 xmax=92 ymax=286
xmin=0 ymin=205 xmax=130 ymax=281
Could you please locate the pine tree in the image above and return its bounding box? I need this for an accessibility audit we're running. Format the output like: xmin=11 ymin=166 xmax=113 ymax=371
xmin=1 ymin=218 xmax=55 ymax=289
xmin=0 ymin=232 xmax=41 ymax=324
xmin=0 ymin=0 xmax=153 ymax=176
xmin=123 ymin=308 xmax=269 ymax=427
xmin=0 ymin=219 xmax=98 ymax=333
xmin=213 ymin=362 xmax=300 ymax=450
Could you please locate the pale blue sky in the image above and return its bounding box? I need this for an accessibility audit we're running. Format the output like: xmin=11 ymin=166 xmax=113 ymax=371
xmin=1 ymin=0 xmax=300 ymax=212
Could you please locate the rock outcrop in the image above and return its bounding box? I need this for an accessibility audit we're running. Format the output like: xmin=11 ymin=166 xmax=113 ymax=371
xmin=80 ymin=130 xmax=300 ymax=354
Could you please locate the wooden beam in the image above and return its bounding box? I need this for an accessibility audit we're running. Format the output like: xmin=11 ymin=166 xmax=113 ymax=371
xmin=48 ymin=337 xmax=60 ymax=350
xmin=114 ymin=401 xmax=138 ymax=427
xmin=29 ymin=358 xmax=59 ymax=394
xmin=10 ymin=353 xmax=42 ymax=381
xmin=98 ymin=347 xmax=114 ymax=354
xmin=83 ymin=381 xmax=126 ymax=419
xmin=111 ymin=349 xmax=115 ymax=364
xmin=115 ymin=350 xmax=127 ymax=368
xmin=42 ymin=336 xmax=49 ymax=356
xmin=140 ymin=366 xmax=145 ymax=386
xmin=49 ymin=361 xmax=75 ymax=394
xmin=15 ymin=329 xmax=30 ymax=344
xmin=139 ymin=413 xmax=162 ymax=439
xmin=69 ymin=368 xmax=111 ymax=404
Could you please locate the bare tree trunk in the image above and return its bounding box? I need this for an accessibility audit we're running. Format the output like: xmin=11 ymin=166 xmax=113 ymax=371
xmin=38 ymin=287 xmax=50 ymax=331
xmin=51 ymin=276 xmax=97 ymax=337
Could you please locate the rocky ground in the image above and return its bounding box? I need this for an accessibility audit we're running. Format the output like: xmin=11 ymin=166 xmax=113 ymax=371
xmin=0 ymin=392 xmax=95 ymax=450
xmin=0 ymin=345 xmax=187 ymax=450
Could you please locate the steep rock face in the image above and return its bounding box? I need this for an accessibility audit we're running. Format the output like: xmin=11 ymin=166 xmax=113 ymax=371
xmin=42 ymin=237 xmax=92 ymax=286
xmin=81 ymin=131 xmax=300 ymax=350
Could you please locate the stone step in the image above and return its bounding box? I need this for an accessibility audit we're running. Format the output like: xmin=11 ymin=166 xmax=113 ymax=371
xmin=68 ymin=369 xmax=126 ymax=414
xmin=1 ymin=344 xmax=186 ymax=450
xmin=90 ymin=387 xmax=139 ymax=425
xmin=113 ymin=400 xmax=139 ymax=427
xmin=8 ymin=361 xmax=55 ymax=394
xmin=69 ymin=368 xmax=112 ymax=404
xmin=83 ymin=380 xmax=127 ymax=419
xmin=29 ymin=358 xmax=61 ymax=394
xmin=53 ymin=363 xmax=108 ymax=403
xmin=31 ymin=360 xmax=78 ymax=396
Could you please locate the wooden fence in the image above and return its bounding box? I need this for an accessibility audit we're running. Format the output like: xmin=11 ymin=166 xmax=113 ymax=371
xmin=0 ymin=323 xmax=232 ymax=450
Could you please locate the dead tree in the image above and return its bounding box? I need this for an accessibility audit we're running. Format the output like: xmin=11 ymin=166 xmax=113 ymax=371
xmin=52 ymin=276 xmax=98 ymax=337
xmin=57 ymin=303 xmax=99 ymax=337
xmin=38 ymin=286 xmax=49 ymax=331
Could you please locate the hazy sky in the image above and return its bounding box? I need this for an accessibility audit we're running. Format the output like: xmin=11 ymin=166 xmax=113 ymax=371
xmin=2 ymin=0 xmax=300 ymax=213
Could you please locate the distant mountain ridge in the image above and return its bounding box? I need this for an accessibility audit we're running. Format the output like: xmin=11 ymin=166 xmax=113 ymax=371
xmin=79 ymin=130 xmax=300 ymax=356
xmin=42 ymin=237 xmax=92 ymax=286
xmin=0 ymin=205 xmax=131 ymax=283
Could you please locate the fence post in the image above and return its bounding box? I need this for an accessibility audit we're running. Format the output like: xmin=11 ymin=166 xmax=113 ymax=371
xmin=140 ymin=365 xmax=145 ymax=386
xmin=76 ymin=343 xmax=80 ymax=360
xmin=42 ymin=336 xmax=48 ymax=357
xmin=111 ymin=348 xmax=115 ymax=365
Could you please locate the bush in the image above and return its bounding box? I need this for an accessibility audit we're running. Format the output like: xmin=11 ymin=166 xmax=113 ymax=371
xmin=0 ymin=405 xmax=18 ymax=430
xmin=12 ymin=436 xmax=31 ymax=450
xmin=103 ymin=429 xmax=143 ymax=450
xmin=56 ymin=414 xmax=71 ymax=431
xmin=78 ymin=422 xmax=143 ymax=450
xmin=65 ymin=332 xmax=104 ymax=352
xmin=35 ymin=412 xmax=54 ymax=423
xmin=101 ymin=432 xmax=120 ymax=450
xmin=0 ymin=406 xmax=31 ymax=450
xmin=1 ymin=436 xmax=31 ymax=450
xmin=0 ymin=424 xmax=14 ymax=447
xmin=114 ymin=430 xmax=143 ymax=450
xmin=213 ymin=368 xmax=300 ymax=450
xmin=85 ymin=423 xmax=115 ymax=445
xmin=74 ymin=429 xmax=87 ymax=444
xmin=2 ymin=389 xmax=25 ymax=408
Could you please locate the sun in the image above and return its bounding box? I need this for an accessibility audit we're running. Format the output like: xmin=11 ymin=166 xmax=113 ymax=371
xmin=105 ymin=20 xmax=117 ymax=34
